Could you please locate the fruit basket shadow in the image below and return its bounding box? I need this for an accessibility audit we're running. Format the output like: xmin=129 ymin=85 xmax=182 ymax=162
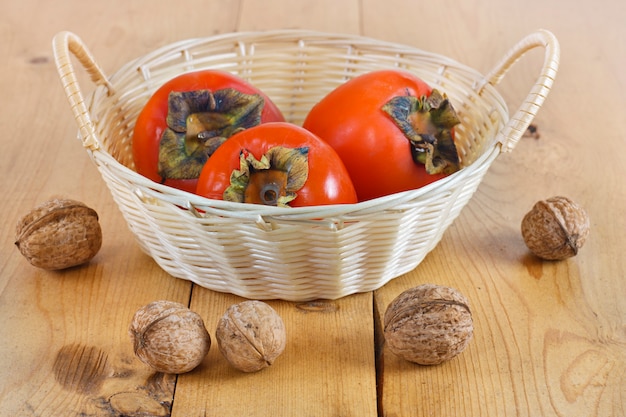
xmin=52 ymin=30 xmax=559 ymax=301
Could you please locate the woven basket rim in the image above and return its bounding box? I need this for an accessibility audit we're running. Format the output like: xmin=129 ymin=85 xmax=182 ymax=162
xmin=83 ymin=29 xmax=509 ymax=219
xmin=91 ymin=135 xmax=502 ymax=219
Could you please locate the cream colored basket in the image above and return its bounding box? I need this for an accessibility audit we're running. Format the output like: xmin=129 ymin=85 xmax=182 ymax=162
xmin=52 ymin=30 xmax=559 ymax=301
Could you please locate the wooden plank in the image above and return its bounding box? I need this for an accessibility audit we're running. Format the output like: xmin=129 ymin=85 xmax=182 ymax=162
xmin=0 ymin=1 xmax=242 ymax=416
xmin=367 ymin=1 xmax=626 ymax=416
xmin=173 ymin=290 xmax=378 ymax=416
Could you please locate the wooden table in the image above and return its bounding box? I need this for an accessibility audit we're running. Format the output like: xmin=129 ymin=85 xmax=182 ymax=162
xmin=1 ymin=0 xmax=624 ymax=416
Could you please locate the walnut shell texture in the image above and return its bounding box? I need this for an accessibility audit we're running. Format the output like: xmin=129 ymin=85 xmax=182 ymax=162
xmin=216 ymin=300 xmax=286 ymax=373
xmin=129 ymin=300 xmax=211 ymax=374
xmin=15 ymin=198 xmax=102 ymax=270
xmin=521 ymin=196 xmax=590 ymax=260
xmin=383 ymin=284 xmax=473 ymax=365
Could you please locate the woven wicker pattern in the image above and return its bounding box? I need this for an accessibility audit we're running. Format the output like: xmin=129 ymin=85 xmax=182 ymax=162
xmin=52 ymin=30 xmax=560 ymax=301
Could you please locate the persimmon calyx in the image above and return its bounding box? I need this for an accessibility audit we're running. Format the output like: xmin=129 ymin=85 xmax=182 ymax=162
xmin=382 ymin=89 xmax=461 ymax=175
xmin=224 ymin=146 xmax=309 ymax=207
xmin=158 ymin=89 xmax=264 ymax=181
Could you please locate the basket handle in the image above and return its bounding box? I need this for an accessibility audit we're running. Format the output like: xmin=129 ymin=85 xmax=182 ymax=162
xmin=482 ymin=29 xmax=560 ymax=152
xmin=52 ymin=31 xmax=114 ymax=151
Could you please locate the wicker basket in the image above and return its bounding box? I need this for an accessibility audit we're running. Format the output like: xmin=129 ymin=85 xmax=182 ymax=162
xmin=52 ymin=29 xmax=559 ymax=301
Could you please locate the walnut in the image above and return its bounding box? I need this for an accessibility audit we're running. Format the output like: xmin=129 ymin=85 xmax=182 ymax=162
xmin=521 ymin=196 xmax=590 ymax=260
xmin=383 ymin=284 xmax=473 ymax=365
xmin=216 ymin=300 xmax=286 ymax=372
xmin=15 ymin=198 xmax=102 ymax=270
xmin=129 ymin=300 xmax=211 ymax=374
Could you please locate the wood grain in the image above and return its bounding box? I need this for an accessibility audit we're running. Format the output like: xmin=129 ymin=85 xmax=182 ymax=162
xmin=0 ymin=0 xmax=624 ymax=416
xmin=171 ymin=292 xmax=377 ymax=416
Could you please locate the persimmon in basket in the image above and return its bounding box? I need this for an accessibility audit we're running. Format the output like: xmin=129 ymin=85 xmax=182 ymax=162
xmin=303 ymin=69 xmax=461 ymax=202
xmin=132 ymin=70 xmax=285 ymax=193
xmin=195 ymin=122 xmax=358 ymax=207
